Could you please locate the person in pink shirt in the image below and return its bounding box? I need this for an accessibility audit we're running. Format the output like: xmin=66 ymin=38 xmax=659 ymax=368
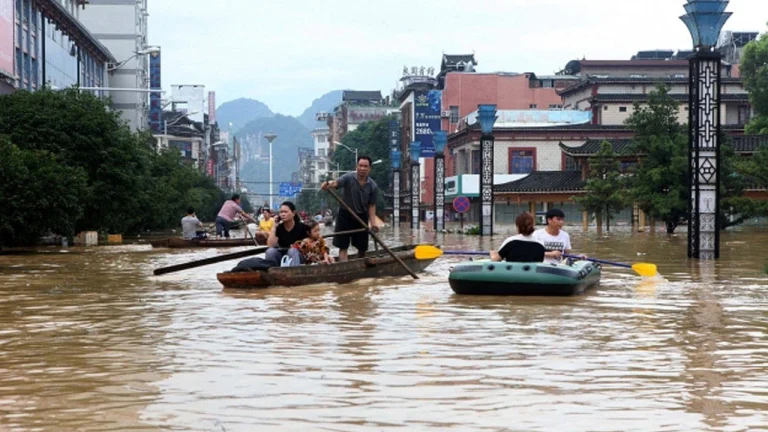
xmin=216 ymin=194 xmax=257 ymax=239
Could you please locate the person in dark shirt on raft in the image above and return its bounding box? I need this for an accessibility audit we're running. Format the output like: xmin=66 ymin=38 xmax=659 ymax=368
xmin=265 ymin=201 xmax=309 ymax=267
xmin=320 ymin=155 xmax=379 ymax=261
xmin=490 ymin=212 xmax=546 ymax=262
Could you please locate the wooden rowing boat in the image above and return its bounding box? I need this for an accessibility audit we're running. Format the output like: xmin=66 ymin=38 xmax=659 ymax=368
xmin=151 ymin=233 xmax=267 ymax=249
xmin=216 ymin=245 xmax=435 ymax=289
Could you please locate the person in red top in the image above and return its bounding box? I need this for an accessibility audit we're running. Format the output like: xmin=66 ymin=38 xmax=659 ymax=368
xmin=216 ymin=194 xmax=257 ymax=239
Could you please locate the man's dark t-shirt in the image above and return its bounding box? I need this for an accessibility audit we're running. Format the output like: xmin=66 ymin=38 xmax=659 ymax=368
xmin=275 ymin=222 xmax=308 ymax=248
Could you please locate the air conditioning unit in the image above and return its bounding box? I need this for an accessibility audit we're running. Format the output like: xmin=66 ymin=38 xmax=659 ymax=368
xmin=440 ymin=110 xmax=451 ymax=118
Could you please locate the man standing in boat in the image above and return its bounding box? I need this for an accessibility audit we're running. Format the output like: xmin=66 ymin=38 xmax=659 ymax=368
xmin=320 ymin=155 xmax=379 ymax=261
xmin=533 ymin=208 xmax=586 ymax=264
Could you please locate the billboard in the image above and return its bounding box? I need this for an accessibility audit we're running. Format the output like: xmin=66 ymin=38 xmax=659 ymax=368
xmin=171 ymin=85 xmax=205 ymax=123
xmin=0 ymin=0 xmax=13 ymax=79
xmin=208 ymin=91 xmax=216 ymax=125
xmin=148 ymin=51 xmax=162 ymax=132
xmin=413 ymin=90 xmax=442 ymax=158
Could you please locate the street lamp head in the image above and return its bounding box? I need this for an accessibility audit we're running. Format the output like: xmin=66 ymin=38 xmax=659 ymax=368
xmin=680 ymin=0 xmax=732 ymax=49
xmin=477 ymin=104 xmax=498 ymax=135
xmin=137 ymin=46 xmax=161 ymax=55
xmin=434 ymin=131 xmax=448 ymax=154
xmin=372 ymin=159 xmax=383 ymax=165
xmin=391 ymin=150 xmax=402 ymax=169
xmin=264 ymin=133 xmax=278 ymax=143
xmin=409 ymin=141 xmax=422 ymax=164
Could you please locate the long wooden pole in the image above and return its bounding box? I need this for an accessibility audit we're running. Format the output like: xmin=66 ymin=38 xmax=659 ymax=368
xmin=325 ymin=188 xmax=418 ymax=279
xmin=153 ymin=228 xmax=367 ymax=276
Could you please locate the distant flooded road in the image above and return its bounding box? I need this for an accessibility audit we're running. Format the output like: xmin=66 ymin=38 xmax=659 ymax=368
xmin=1 ymin=227 xmax=767 ymax=431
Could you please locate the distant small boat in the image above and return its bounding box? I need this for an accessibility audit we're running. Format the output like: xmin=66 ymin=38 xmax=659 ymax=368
xmin=151 ymin=233 xmax=267 ymax=249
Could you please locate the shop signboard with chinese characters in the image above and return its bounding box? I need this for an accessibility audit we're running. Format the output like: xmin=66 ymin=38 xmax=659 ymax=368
xmin=413 ymin=90 xmax=441 ymax=158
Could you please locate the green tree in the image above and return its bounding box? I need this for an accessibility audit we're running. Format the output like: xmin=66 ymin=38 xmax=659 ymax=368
xmin=741 ymin=28 xmax=768 ymax=134
xmin=0 ymin=136 xmax=88 ymax=247
xmin=331 ymin=116 xmax=393 ymax=210
xmin=625 ymin=85 xmax=689 ymax=233
xmin=574 ymin=141 xmax=628 ymax=232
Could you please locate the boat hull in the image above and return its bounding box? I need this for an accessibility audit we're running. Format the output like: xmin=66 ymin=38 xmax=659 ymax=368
xmin=217 ymin=245 xmax=434 ymax=288
xmin=151 ymin=233 xmax=267 ymax=249
xmin=449 ymin=260 xmax=601 ymax=296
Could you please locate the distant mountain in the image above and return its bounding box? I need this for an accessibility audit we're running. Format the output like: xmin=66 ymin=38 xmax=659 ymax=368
xmin=216 ymin=98 xmax=274 ymax=133
xmin=237 ymin=115 xmax=314 ymax=200
xmin=296 ymin=90 xmax=343 ymax=130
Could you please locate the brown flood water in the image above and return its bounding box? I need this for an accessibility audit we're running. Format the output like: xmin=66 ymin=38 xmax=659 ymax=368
xmin=1 ymin=226 xmax=767 ymax=431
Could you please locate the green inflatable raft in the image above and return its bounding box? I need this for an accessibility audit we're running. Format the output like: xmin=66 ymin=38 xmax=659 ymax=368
xmin=449 ymin=260 xmax=601 ymax=296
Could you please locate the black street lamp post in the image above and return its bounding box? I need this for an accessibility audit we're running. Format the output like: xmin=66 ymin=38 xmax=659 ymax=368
xmin=409 ymin=141 xmax=422 ymax=231
xmin=681 ymin=0 xmax=731 ymax=259
xmin=433 ymin=131 xmax=447 ymax=232
xmin=477 ymin=104 xmax=498 ymax=236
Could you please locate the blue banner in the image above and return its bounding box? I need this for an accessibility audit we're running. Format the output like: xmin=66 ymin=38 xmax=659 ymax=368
xmin=279 ymin=182 xmax=303 ymax=197
xmin=388 ymin=119 xmax=400 ymax=150
xmin=148 ymin=52 xmax=162 ymax=133
xmin=413 ymin=90 xmax=441 ymax=158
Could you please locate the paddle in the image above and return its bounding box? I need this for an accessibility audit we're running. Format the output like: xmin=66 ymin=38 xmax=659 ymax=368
xmin=324 ymin=187 xmax=419 ymax=279
xmin=413 ymin=246 xmax=658 ymax=277
xmin=153 ymin=228 xmax=368 ymax=276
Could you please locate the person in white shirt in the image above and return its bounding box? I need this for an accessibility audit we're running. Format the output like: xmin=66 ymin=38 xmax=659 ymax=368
xmin=533 ymin=208 xmax=586 ymax=264
xmin=491 ymin=212 xmax=546 ymax=262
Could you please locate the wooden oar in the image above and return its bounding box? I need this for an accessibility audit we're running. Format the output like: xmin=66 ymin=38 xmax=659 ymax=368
xmin=153 ymin=228 xmax=368 ymax=276
xmin=325 ymin=188 xmax=418 ymax=279
xmin=414 ymin=246 xmax=658 ymax=277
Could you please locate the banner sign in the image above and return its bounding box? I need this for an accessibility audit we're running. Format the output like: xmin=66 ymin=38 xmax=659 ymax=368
xmin=0 ymin=0 xmax=13 ymax=80
xmin=279 ymin=182 xmax=303 ymax=197
xmin=413 ymin=90 xmax=442 ymax=158
xmin=388 ymin=119 xmax=400 ymax=150
xmin=148 ymin=51 xmax=162 ymax=132
xmin=208 ymin=91 xmax=216 ymax=125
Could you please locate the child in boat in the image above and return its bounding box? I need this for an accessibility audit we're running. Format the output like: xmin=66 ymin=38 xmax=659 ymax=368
xmin=292 ymin=220 xmax=335 ymax=265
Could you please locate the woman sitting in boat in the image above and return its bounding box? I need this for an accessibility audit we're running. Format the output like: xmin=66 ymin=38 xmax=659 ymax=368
xmin=292 ymin=220 xmax=335 ymax=265
xmin=490 ymin=212 xmax=546 ymax=262
xmin=265 ymin=201 xmax=309 ymax=267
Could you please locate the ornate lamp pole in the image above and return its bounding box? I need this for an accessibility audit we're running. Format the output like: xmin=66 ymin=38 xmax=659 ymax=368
xmin=409 ymin=141 xmax=422 ymax=231
xmin=391 ymin=149 xmax=402 ymax=226
xmin=477 ymin=104 xmax=498 ymax=236
xmin=681 ymin=0 xmax=731 ymax=260
xmin=433 ymin=131 xmax=447 ymax=232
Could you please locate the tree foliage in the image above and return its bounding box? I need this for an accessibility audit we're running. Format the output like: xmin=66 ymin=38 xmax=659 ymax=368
xmin=0 ymin=88 xmax=229 ymax=246
xmin=625 ymin=86 xmax=690 ymax=233
xmin=574 ymin=141 xmax=628 ymax=232
xmin=741 ymin=29 xmax=768 ymax=134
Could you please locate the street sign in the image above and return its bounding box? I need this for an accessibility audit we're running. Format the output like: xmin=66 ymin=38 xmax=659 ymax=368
xmin=453 ymin=196 xmax=471 ymax=214
xmin=279 ymin=182 xmax=303 ymax=197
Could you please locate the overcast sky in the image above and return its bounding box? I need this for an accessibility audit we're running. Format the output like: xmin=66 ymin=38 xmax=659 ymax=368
xmin=149 ymin=0 xmax=768 ymax=116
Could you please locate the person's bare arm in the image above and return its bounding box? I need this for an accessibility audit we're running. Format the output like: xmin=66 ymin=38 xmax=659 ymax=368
xmin=267 ymin=223 xmax=279 ymax=248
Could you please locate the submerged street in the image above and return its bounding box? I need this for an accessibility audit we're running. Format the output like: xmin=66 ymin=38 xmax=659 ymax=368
xmin=1 ymin=227 xmax=767 ymax=431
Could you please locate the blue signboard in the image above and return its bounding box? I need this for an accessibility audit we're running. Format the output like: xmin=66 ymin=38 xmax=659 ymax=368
xmin=413 ymin=90 xmax=442 ymax=158
xmin=388 ymin=119 xmax=400 ymax=150
xmin=148 ymin=52 xmax=162 ymax=133
xmin=279 ymin=182 xmax=303 ymax=197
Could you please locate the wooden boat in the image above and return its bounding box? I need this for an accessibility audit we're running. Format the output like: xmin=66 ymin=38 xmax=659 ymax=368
xmin=151 ymin=232 xmax=267 ymax=249
xmin=217 ymin=245 xmax=435 ymax=288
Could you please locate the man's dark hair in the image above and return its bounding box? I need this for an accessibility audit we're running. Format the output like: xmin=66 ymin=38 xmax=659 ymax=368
xmin=187 ymin=207 xmax=195 ymax=215
xmin=545 ymin=208 xmax=565 ymax=222
xmin=357 ymin=156 xmax=373 ymax=166
xmin=231 ymin=194 xmax=240 ymax=201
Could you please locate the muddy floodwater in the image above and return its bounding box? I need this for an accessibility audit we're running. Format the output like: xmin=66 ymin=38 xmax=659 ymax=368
xmin=1 ymin=226 xmax=767 ymax=431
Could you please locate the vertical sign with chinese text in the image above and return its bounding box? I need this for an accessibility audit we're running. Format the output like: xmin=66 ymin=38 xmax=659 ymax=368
xmin=413 ymin=90 xmax=441 ymax=158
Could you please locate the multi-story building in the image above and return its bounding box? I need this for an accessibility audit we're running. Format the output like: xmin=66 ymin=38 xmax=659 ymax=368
xmin=79 ymin=0 xmax=150 ymax=132
xmin=2 ymin=0 xmax=113 ymax=94
xmin=327 ymin=90 xmax=397 ymax=146
xmin=311 ymin=125 xmax=330 ymax=183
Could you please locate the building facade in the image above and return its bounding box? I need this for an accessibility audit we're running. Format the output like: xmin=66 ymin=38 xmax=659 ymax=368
xmin=327 ymin=90 xmax=397 ymax=146
xmin=3 ymin=0 xmax=113 ymax=94
xmin=311 ymin=125 xmax=330 ymax=183
xmin=79 ymin=0 xmax=150 ymax=131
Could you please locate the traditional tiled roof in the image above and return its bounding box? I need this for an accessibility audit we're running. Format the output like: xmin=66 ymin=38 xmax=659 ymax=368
xmin=495 ymin=171 xmax=585 ymax=194
xmin=730 ymin=135 xmax=768 ymax=153
xmin=559 ymin=140 xmax=636 ymax=156
xmin=342 ymin=91 xmax=382 ymax=102
xmin=443 ymin=54 xmax=477 ymax=66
